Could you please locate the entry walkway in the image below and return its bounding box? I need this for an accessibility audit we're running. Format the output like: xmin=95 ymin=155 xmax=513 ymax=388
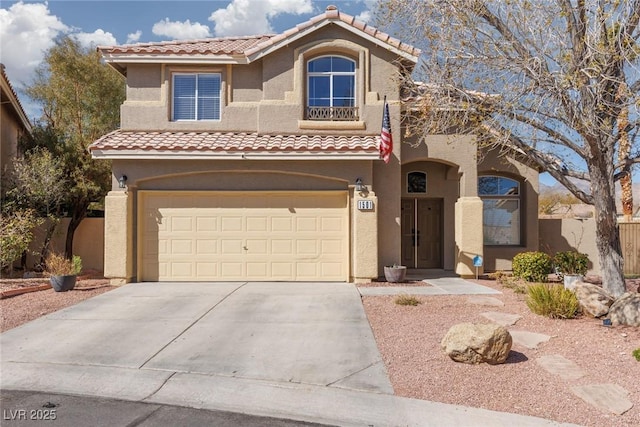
xmin=358 ymin=270 xmax=501 ymax=296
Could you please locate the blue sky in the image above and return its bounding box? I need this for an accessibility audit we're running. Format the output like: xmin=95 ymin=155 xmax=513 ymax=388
xmin=0 ymin=0 xmax=375 ymax=119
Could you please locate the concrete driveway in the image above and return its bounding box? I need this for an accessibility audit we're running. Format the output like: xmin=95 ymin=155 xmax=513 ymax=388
xmin=1 ymin=282 xmax=391 ymax=397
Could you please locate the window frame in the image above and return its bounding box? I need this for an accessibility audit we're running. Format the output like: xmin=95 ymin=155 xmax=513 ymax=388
xmin=306 ymin=55 xmax=357 ymax=120
xmin=478 ymin=175 xmax=522 ymax=246
xmin=407 ymin=171 xmax=427 ymax=194
xmin=171 ymin=72 xmax=222 ymax=122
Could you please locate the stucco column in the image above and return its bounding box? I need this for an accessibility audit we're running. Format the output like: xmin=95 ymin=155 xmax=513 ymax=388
xmin=455 ymin=197 xmax=484 ymax=277
xmin=104 ymin=190 xmax=133 ymax=285
xmin=352 ymin=191 xmax=378 ymax=283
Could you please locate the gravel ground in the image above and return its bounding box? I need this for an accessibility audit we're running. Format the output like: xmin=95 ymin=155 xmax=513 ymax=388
xmin=0 ymin=279 xmax=115 ymax=332
xmin=362 ymin=278 xmax=640 ymax=427
xmin=1 ymin=276 xmax=638 ymax=426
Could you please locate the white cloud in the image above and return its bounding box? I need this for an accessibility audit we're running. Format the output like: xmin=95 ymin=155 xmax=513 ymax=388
xmin=152 ymin=18 xmax=211 ymax=39
xmin=72 ymin=29 xmax=117 ymax=48
xmin=209 ymin=0 xmax=313 ymax=37
xmin=356 ymin=0 xmax=377 ymax=23
xmin=0 ymin=1 xmax=68 ymax=89
xmin=126 ymin=30 xmax=142 ymax=44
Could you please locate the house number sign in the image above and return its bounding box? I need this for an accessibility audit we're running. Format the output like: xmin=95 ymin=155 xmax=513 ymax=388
xmin=357 ymin=200 xmax=374 ymax=210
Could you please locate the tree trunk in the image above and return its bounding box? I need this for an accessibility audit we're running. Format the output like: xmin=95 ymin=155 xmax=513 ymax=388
xmin=589 ymin=163 xmax=625 ymax=297
xmin=64 ymin=201 xmax=88 ymax=259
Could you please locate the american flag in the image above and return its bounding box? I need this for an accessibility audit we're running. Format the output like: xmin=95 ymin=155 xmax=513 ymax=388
xmin=379 ymin=99 xmax=392 ymax=163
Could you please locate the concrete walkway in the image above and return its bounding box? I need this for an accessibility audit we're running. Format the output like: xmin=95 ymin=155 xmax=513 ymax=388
xmin=1 ymin=281 xmax=577 ymax=426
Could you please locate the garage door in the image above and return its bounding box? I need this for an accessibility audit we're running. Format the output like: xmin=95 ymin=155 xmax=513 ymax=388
xmin=138 ymin=191 xmax=349 ymax=281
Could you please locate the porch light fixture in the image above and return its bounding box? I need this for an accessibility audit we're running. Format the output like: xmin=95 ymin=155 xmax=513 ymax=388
xmin=118 ymin=175 xmax=128 ymax=189
xmin=355 ymin=177 xmax=365 ymax=192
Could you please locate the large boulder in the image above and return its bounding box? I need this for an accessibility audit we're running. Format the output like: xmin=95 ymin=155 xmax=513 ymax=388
xmin=574 ymin=282 xmax=615 ymax=317
xmin=609 ymin=293 xmax=640 ymax=327
xmin=441 ymin=323 xmax=512 ymax=365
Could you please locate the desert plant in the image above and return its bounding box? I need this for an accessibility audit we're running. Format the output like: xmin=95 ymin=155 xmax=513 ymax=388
xmin=512 ymin=252 xmax=552 ymax=283
xmin=0 ymin=209 xmax=42 ymax=275
xmin=395 ymin=294 xmax=421 ymax=306
xmin=633 ymin=348 xmax=640 ymax=362
xmin=553 ymin=251 xmax=589 ymax=276
xmin=526 ymin=284 xmax=581 ymax=319
xmin=45 ymin=253 xmax=82 ymax=276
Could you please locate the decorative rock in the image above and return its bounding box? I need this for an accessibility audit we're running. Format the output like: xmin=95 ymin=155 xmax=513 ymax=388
xmin=441 ymin=323 xmax=512 ymax=365
xmin=608 ymin=292 xmax=640 ymax=327
xmin=574 ymin=283 xmax=615 ymax=317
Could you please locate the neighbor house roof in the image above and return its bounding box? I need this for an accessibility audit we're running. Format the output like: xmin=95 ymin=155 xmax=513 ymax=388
xmin=90 ymin=130 xmax=380 ymax=160
xmin=98 ymin=6 xmax=420 ymax=74
xmin=0 ymin=64 xmax=32 ymax=134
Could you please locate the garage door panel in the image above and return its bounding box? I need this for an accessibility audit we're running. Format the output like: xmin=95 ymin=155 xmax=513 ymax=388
xmin=139 ymin=191 xmax=348 ymax=281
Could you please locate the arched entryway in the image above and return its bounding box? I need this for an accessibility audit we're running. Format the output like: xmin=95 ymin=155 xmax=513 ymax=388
xmin=401 ymin=161 xmax=460 ymax=270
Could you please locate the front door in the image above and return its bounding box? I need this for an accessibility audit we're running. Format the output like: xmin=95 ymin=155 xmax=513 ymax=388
xmin=401 ymin=198 xmax=443 ymax=268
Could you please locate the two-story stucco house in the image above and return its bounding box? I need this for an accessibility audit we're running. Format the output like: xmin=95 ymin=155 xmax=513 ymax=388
xmin=91 ymin=6 xmax=539 ymax=285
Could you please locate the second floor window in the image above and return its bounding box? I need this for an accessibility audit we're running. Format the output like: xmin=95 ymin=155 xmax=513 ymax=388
xmin=307 ymin=56 xmax=356 ymax=121
xmin=172 ymin=73 xmax=221 ymax=121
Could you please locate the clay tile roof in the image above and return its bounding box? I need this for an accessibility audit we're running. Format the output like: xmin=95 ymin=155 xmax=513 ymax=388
xmin=99 ymin=35 xmax=275 ymax=55
xmin=98 ymin=8 xmax=420 ymax=61
xmin=90 ymin=130 xmax=380 ymax=158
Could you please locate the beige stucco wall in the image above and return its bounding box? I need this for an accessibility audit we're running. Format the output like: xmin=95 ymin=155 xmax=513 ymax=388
xmin=20 ymin=218 xmax=105 ymax=272
xmin=1 ymin=105 xmax=20 ymax=180
xmin=539 ymin=218 xmax=600 ymax=275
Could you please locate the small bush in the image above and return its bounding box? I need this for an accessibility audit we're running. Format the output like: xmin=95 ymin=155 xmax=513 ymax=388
xmin=395 ymin=294 xmax=421 ymax=306
xmin=513 ymin=251 xmax=552 ymax=282
xmin=553 ymin=251 xmax=589 ymax=276
xmin=633 ymin=348 xmax=640 ymax=362
xmin=45 ymin=253 xmax=82 ymax=276
xmin=526 ymin=284 xmax=581 ymax=319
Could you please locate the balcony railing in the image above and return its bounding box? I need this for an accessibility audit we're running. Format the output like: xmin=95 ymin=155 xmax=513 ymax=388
xmin=306 ymin=106 xmax=359 ymax=121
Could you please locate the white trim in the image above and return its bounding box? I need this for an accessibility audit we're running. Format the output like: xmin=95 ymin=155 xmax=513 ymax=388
xmin=102 ymin=54 xmax=249 ymax=65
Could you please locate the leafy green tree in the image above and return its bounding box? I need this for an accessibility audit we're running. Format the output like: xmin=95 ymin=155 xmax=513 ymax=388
xmin=381 ymin=0 xmax=639 ymax=297
xmin=24 ymin=36 xmax=125 ymax=258
xmin=4 ymin=148 xmax=67 ymax=266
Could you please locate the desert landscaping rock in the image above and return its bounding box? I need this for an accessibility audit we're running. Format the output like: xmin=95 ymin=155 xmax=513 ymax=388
xmin=509 ymin=330 xmax=552 ymax=349
xmin=479 ymin=311 xmax=522 ymax=326
xmin=466 ymin=296 xmax=504 ymax=307
xmin=571 ymin=383 xmax=634 ymax=415
xmin=608 ymin=292 xmax=640 ymax=327
xmin=574 ymin=283 xmax=615 ymax=317
xmin=441 ymin=323 xmax=512 ymax=365
xmin=536 ymin=355 xmax=584 ymax=380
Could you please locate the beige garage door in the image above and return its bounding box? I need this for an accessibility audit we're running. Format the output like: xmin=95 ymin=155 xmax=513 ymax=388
xmin=138 ymin=191 xmax=349 ymax=281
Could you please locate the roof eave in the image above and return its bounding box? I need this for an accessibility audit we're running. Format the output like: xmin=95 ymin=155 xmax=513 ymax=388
xmin=101 ymin=53 xmax=250 ymax=71
xmin=91 ymin=149 xmax=380 ymax=160
xmin=246 ymin=19 xmax=420 ymax=64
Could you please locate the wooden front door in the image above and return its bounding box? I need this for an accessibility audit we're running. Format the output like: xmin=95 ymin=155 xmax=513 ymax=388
xmin=401 ymin=198 xmax=443 ymax=268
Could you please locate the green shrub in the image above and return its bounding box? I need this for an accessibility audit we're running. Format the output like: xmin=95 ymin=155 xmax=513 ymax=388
xmin=553 ymin=251 xmax=589 ymax=276
xmin=526 ymin=284 xmax=581 ymax=319
xmin=512 ymin=251 xmax=552 ymax=282
xmin=633 ymin=348 xmax=640 ymax=362
xmin=395 ymin=294 xmax=421 ymax=306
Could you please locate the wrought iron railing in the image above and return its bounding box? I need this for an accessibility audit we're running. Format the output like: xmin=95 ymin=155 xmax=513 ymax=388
xmin=306 ymin=106 xmax=359 ymax=121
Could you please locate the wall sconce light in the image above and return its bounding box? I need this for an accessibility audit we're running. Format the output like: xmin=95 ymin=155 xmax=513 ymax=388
xmin=355 ymin=177 xmax=365 ymax=192
xmin=118 ymin=175 xmax=128 ymax=189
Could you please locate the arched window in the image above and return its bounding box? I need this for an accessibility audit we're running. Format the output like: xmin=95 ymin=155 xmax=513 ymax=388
xmin=306 ymin=56 xmax=356 ymax=120
xmin=479 ymin=176 xmax=521 ymax=245
xmin=407 ymin=171 xmax=427 ymax=193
